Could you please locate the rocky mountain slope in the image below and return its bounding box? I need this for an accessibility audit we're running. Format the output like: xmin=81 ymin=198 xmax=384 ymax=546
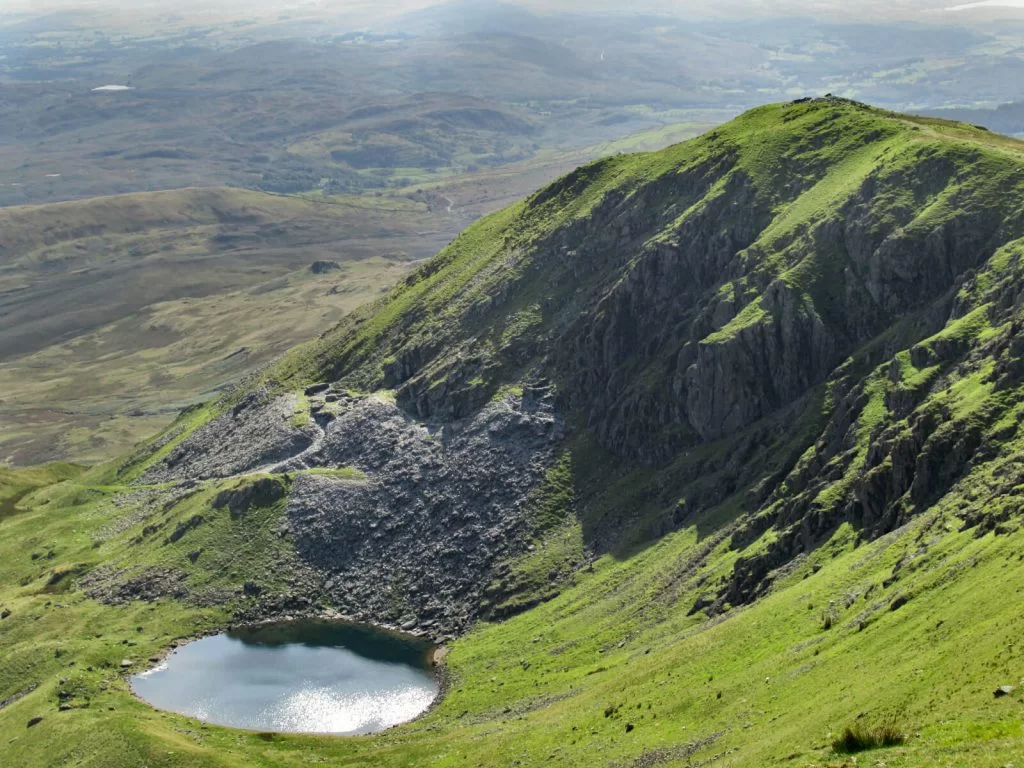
xmin=135 ymin=96 xmax=1024 ymax=625
xmin=3 ymin=98 xmax=1024 ymax=766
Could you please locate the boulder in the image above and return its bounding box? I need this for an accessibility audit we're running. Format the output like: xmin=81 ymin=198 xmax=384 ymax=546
xmin=212 ymin=478 xmax=287 ymax=519
xmin=309 ymin=261 xmax=342 ymax=275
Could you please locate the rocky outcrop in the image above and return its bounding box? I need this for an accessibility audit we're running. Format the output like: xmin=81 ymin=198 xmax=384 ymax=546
xmin=130 ymin=385 xmax=564 ymax=634
xmin=82 ymin=566 xmax=190 ymax=604
xmin=212 ymin=477 xmax=288 ymax=518
xmin=283 ymin=393 xmax=564 ymax=633
xmin=686 ymin=281 xmax=837 ymax=441
xmin=140 ymin=391 xmax=316 ymax=484
xmin=310 ymin=260 xmax=342 ymax=274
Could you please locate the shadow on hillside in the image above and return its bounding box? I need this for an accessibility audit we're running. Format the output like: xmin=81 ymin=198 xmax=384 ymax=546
xmin=571 ymin=386 xmax=829 ymax=566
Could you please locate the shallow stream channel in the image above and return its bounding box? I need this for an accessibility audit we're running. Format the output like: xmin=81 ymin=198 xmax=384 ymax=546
xmin=131 ymin=620 xmax=439 ymax=735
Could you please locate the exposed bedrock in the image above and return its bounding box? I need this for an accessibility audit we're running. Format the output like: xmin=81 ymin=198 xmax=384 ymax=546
xmin=283 ymin=394 xmax=564 ymax=632
xmin=140 ymin=390 xmax=316 ymax=484
xmin=139 ymin=386 xmax=564 ymax=633
xmin=558 ymin=150 xmax=1012 ymax=462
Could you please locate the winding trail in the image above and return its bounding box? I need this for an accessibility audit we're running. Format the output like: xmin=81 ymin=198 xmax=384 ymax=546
xmin=247 ymin=400 xmax=333 ymax=477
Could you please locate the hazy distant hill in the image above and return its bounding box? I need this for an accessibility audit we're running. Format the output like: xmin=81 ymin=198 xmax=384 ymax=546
xmin=2 ymin=4 xmax=1023 ymax=206
xmin=926 ymin=100 xmax=1024 ymax=137
xmin=0 ymin=188 xmax=461 ymax=464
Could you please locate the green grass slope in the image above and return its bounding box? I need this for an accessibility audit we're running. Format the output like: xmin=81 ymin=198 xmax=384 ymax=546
xmin=4 ymin=99 xmax=1024 ymax=767
xmin=1 ymin=435 xmax=1022 ymax=766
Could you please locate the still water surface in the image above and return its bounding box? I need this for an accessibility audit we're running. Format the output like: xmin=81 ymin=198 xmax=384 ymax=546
xmin=132 ymin=620 xmax=438 ymax=734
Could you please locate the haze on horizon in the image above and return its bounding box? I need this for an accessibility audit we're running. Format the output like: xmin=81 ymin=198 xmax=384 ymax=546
xmin=6 ymin=0 xmax=1024 ymax=25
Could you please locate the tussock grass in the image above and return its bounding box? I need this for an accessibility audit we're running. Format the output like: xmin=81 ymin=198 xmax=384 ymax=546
xmin=832 ymin=716 xmax=907 ymax=753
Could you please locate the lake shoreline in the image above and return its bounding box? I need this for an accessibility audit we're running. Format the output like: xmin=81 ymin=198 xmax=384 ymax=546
xmin=128 ymin=613 xmax=449 ymax=737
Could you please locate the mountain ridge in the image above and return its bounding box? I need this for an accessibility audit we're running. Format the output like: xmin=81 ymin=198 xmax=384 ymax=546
xmin=3 ymin=98 xmax=1024 ymax=766
xmin=140 ymin=97 xmax=1024 ymax=606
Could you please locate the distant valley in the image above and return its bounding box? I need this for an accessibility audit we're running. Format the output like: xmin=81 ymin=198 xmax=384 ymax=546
xmin=3 ymin=2 xmax=1024 ymax=207
xmin=3 ymin=0 xmax=1024 ymax=465
xmin=0 ymin=188 xmax=454 ymax=464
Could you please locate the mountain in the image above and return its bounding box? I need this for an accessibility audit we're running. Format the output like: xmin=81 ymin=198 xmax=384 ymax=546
xmin=928 ymin=100 xmax=1024 ymax=138
xmin=3 ymin=98 xmax=1024 ymax=765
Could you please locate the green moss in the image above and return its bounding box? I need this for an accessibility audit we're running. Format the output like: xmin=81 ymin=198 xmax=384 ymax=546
xmin=491 ymin=383 xmax=525 ymax=402
xmin=371 ymin=389 xmax=398 ymax=404
xmin=927 ymin=305 xmax=996 ymax=349
xmin=893 ymin=350 xmax=941 ymax=391
xmin=291 ymin=392 xmax=312 ymax=428
xmin=945 ymin=363 xmax=998 ymax=420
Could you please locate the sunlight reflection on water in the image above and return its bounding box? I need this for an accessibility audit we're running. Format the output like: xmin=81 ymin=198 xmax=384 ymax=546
xmin=275 ymin=686 xmax=438 ymax=733
xmin=131 ymin=622 xmax=438 ymax=735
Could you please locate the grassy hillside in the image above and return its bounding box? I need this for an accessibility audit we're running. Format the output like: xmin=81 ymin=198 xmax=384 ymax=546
xmin=0 ymin=187 xmax=459 ymax=465
xmin=0 ymin=457 xmax=1022 ymax=767
xmin=3 ymin=99 xmax=1024 ymax=767
xmin=0 ymin=463 xmax=84 ymax=521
